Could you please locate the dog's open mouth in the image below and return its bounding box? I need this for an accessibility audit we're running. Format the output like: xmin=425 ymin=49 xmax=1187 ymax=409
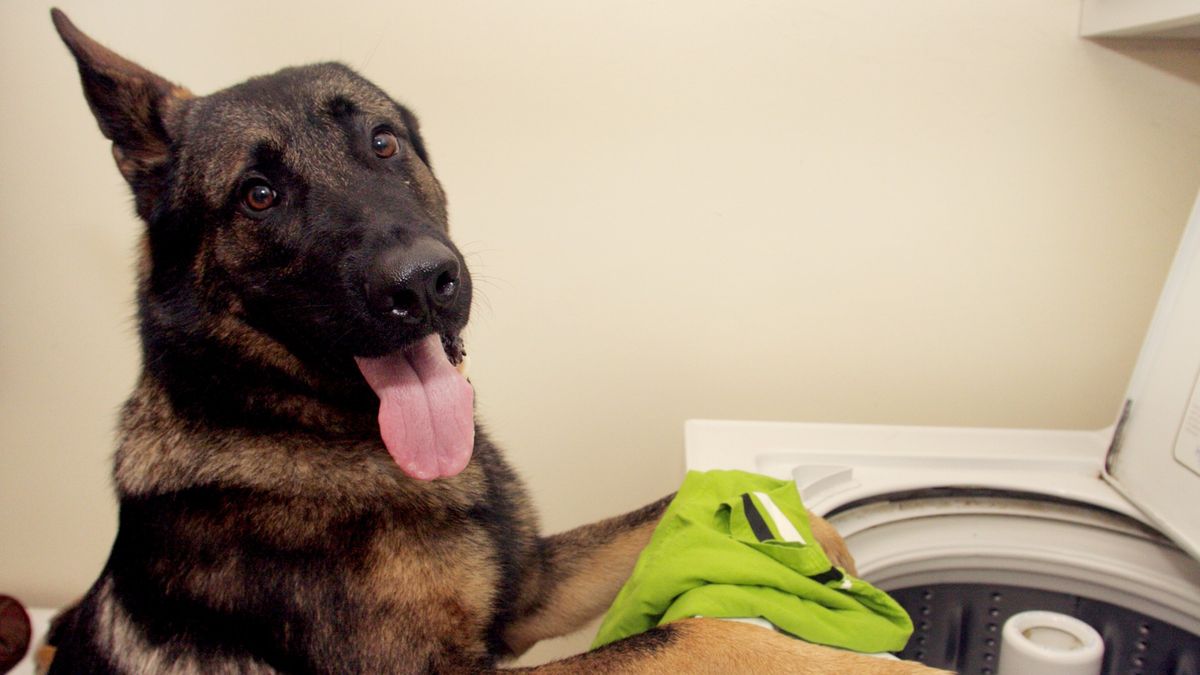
xmin=354 ymin=334 xmax=474 ymax=481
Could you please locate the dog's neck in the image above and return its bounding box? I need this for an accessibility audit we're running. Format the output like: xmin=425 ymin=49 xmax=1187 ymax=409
xmin=138 ymin=288 xmax=379 ymax=436
xmin=113 ymin=374 xmax=483 ymax=504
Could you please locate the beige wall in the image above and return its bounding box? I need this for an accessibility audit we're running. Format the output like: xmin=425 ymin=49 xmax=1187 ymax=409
xmin=3 ymin=0 xmax=1200 ymax=657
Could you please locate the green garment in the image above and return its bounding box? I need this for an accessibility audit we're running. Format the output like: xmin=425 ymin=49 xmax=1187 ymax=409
xmin=592 ymin=470 xmax=913 ymax=654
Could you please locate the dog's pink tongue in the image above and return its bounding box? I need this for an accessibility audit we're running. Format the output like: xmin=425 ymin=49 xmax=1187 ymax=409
xmin=354 ymin=335 xmax=474 ymax=481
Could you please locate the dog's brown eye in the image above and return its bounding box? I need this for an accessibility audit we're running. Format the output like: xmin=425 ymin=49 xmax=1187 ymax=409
xmin=243 ymin=183 xmax=277 ymax=211
xmin=372 ymin=131 xmax=399 ymax=158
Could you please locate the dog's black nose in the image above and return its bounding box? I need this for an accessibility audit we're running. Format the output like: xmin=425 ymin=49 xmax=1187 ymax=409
xmin=365 ymin=238 xmax=461 ymax=323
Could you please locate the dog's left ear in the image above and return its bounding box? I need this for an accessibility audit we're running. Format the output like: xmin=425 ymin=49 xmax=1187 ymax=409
xmin=51 ymin=9 xmax=191 ymax=214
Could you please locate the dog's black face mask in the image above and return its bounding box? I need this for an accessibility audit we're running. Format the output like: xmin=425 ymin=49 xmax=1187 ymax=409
xmin=166 ymin=65 xmax=473 ymax=364
xmin=55 ymin=11 xmax=476 ymax=480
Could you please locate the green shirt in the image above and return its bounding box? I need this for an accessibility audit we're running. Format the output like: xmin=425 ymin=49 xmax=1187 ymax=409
xmin=592 ymin=470 xmax=913 ymax=654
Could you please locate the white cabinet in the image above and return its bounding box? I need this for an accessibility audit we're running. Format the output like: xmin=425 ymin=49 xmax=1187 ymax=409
xmin=1081 ymin=0 xmax=1200 ymax=37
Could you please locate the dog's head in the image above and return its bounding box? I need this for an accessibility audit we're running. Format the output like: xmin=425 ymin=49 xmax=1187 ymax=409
xmin=53 ymin=10 xmax=475 ymax=481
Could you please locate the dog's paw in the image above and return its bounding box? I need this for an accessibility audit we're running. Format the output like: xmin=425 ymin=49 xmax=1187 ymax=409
xmin=807 ymin=513 xmax=858 ymax=575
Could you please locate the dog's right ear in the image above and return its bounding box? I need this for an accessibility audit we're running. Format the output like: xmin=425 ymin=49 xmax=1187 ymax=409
xmin=51 ymin=9 xmax=191 ymax=213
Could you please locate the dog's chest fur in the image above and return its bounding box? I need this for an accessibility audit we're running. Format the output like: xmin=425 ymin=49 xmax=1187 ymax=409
xmin=64 ymin=379 xmax=534 ymax=672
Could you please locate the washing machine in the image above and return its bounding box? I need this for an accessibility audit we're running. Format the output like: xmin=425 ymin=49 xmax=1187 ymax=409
xmin=686 ymin=196 xmax=1200 ymax=674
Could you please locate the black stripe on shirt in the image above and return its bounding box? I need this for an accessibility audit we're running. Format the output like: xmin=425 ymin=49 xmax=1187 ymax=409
xmin=808 ymin=567 xmax=845 ymax=585
xmin=741 ymin=493 xmax=775 ymax=542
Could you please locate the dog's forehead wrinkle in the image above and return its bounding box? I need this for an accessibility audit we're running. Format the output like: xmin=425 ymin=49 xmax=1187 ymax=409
xmin=284 ymin=129 xmax=352 ymax=190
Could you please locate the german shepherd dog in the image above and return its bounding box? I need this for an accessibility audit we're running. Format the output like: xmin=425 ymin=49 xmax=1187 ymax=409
xmin=47 ymin=10 xmax=942 ymax=674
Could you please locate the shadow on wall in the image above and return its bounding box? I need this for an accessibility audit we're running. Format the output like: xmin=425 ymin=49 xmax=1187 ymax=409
xmin=1088 ymin=38 xmax=1200 ymax=85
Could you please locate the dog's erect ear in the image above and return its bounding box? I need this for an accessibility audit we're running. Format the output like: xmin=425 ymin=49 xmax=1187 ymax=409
xmin=51 ymin=9 xmax=191 ymax=208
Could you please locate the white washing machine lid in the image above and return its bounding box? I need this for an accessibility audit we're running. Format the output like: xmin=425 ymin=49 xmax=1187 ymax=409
xmin=686 ymin=190 xmax=1200 ymax=563
xmin=1103 ymin=188 xmax=1200 ymax=563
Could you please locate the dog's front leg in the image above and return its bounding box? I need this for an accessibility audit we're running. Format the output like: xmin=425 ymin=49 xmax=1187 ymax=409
xmin=809 ymin=510 xmax=858 ymax=575
xmin=501 ymin=494 xmax=673 ymax=656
